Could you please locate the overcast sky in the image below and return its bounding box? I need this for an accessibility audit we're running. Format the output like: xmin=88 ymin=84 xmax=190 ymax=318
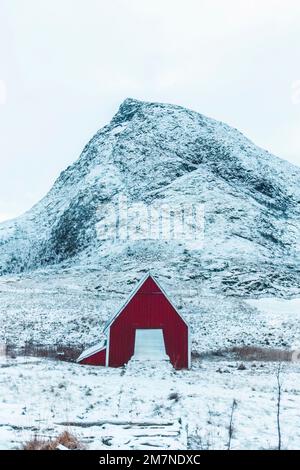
xmin=0 ymin=0 xmax=300 ymax=222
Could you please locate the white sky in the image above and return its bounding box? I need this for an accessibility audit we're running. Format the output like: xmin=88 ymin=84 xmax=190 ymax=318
xmin=0 ymin=0 xmax=300 ymax=222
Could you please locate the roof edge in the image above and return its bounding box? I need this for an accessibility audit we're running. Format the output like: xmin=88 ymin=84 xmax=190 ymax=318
xmin=103 ymin=271 xmax=189 ymax=333
xmin=103 ymin=272 xmax=151 ymax=333
xmin=77 ymin=342 xmax=107 ymax=363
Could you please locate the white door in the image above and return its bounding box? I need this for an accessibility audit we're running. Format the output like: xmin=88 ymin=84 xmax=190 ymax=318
xmin=133 ymin=329 xmax=169 ymax=361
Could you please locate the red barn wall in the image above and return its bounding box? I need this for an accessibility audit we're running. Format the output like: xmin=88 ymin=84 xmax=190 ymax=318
xmin=79 ymin=348 xmax=106 ymax=366
xmin=108 ymin=277 xmax=189 ymax=369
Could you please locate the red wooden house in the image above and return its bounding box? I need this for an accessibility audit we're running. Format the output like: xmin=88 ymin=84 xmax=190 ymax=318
xmin=77 ymin=273 xmax=191 ymax=369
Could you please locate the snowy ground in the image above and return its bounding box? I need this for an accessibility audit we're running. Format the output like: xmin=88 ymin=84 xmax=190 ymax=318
xmin=0 ymin=355 xmax=300 ymax=450
xmin=1 ymin=269 xmax=300 ymax=450
xmin=1 ymin=269 xmax=300 ymax=353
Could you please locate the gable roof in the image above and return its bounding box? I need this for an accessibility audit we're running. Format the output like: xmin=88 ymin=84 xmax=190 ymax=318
xmin=103 ymin=272 xmax=189 ymax=333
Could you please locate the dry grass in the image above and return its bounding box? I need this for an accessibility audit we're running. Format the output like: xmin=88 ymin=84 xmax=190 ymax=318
xmin=7 ymin=343 xmax=81 ymax=362
xmin=229 ymin=346 xmax=292 ymax=362
xmin=193 ymin=346 xmax=295 ymax=363
xmin=23 ymin=436 xmax=48 ymax=451
xmin=23 ymin=430 xmax=84 ymax=450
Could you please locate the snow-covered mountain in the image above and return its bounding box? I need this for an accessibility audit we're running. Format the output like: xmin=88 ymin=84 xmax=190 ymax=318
xmin=0 ymin=98 xmax=299 ymax=297
xmin=1 ymin=99 xmax=300 ymax=452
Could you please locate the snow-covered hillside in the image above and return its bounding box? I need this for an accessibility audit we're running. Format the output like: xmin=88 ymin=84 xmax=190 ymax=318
xmin=1 ymin=269 xmax=300 ymax=351
xmin=0 ymin=98 xmax=300 ymax=350
xmin=0 ymin=98 xmax=299 ymax=298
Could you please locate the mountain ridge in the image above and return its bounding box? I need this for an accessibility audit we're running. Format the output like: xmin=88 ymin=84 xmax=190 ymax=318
xmin=0 ymin=98 xmax=299 ymax=297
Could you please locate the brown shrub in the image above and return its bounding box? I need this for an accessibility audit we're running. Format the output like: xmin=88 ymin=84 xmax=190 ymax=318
xmin=52 ymin=430 xmax=83 ymax=450
xmin=23 ymin=430 xmax=84 ymax=450
xmin=23 ymin=436 xmax=49 ymax=450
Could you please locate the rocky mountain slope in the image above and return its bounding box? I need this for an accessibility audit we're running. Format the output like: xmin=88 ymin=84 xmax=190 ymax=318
xmin=0 ymin=98 xmax=299 ymax=298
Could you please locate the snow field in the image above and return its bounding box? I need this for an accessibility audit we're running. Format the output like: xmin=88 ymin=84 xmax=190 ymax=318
xmin=0 ymin=356 xmax=299 ymax=450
